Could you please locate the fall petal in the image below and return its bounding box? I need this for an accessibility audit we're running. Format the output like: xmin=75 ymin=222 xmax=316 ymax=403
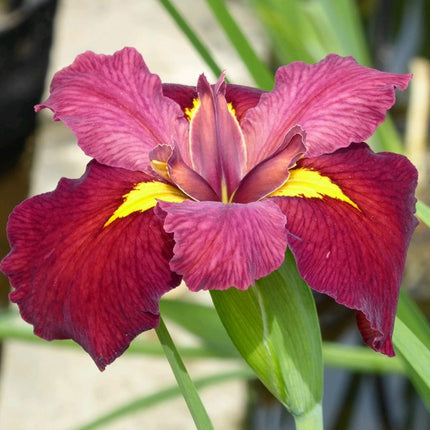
xmin=35 ymin=47 xmax=188 ymax=172
xmin=1 ymin=161 xmax=181 ymax=370
xmin=242 ymin=54 xmax=411 ymax=167
xmin=272 ymin=142 xmax=417 ymax=354
xmin=157 ymin=200 xmax=288 ymax=291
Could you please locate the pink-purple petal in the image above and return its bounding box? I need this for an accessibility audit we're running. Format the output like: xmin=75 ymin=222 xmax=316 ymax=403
xmin=272 ymin=142 xmax=417 ymax=355
xmin=1 ymin=161 xmax=180 ymax=370
xmin=157 ymin=200 xmax=288 ymax=291
xmin=35 ymin=47 xmax=188 ymax=172
xmin=162 ymin=83 xmax=264 ymax=125
xmin=189 ymin=74 xmax=247 ymax=201
xmin=242 ymin=54 xmax=411 ymax=167
xmin=233 ymin=125 xmax=306 ymax=203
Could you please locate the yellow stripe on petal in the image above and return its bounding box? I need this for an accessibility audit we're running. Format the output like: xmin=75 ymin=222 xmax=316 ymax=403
xmin=269 ymin=167 xmax=360 ymax=210
xmin=104 ymin=181 xmax=188 ymax=227
xmin=184 ymin=98 xmax=236 ymax=122
xmin=184 ymin=98 xmax=200 ymax=121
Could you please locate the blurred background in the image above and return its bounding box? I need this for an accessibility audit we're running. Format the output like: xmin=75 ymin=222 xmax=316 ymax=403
xmin=0 ymin=0 xmax=429 ymax=429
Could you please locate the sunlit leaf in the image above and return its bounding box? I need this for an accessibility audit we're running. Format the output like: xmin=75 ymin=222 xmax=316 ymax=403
xmin=394 ymin=290 xmax=430 ymax=410
xmin=211 ymin=250 xmax=323 ymax=418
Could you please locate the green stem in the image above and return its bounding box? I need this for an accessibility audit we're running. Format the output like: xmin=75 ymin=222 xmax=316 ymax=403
xmin=294 ymin=404 xmax=324 ymax=430
xmin=155 ymin=317 xmax=214 ymax=430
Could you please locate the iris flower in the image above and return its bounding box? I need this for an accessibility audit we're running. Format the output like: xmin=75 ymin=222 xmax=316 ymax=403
xmin=1 ymin=48 xmax=417 ymax=370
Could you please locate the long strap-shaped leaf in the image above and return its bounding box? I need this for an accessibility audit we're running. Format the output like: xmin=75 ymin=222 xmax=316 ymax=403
xmin=205 ymin=0 xmax=274 ymax=89
xmin=158 ymin=0 xmax=223 ymax=77
xmin=155 ymin=317 xmax=214 ymax=430
xmin=394 ymin=290 xmax=430 ymax=410
xmin=73 ymin=368 xmax=254 ymax=430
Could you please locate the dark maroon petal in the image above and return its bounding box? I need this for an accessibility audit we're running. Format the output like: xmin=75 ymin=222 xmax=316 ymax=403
xmin=356 ymin=312 xmax=394 ymax=356
xmin=189 ymin=74 xmax=247 ymax=201
xmin=233 ymin=125 xmax=306 ymax=203
xmin=157 ymin=199 xmax=288 ymax=291
xmin=35 ymin=47 xmax=188 ymax=172
xmin=162 ymin=83 xmax=197 ymax=111
xmin=225 ymin=84 xmax=264 ymax=123
xmin=242 ymin=54 xmax=411 ymax=167
xmin=1 ymin=161 xmax=181 ymax=370
xmin=272 ymin=143 xmax=417 ymax=355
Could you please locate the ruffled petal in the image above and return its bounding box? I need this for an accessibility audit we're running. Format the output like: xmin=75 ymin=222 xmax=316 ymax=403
xmin=157 ymin=200 xmax=288 ymax=291
xmin=1 ymin=161 xmax=181 ymax=370
xmin=272 ymin=142 xmax=418 ymax=355
xmin=242 ymin=54 xmax=411 ymax=166
xmin=35 ymin=47 xmax=188 ymax=172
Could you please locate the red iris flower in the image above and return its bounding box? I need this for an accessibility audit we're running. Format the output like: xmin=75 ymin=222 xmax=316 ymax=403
xmin=1 ymin=48 xmax=417 ymax=370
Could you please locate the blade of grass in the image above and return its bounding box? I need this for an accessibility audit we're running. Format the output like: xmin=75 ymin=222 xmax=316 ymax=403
xmin=416 ymin=200 xmax=430 ymax=228
xmin=158 ymin=0 xmax=223 ymax=77
xmin=205 ymin=0 xmax=274 ymax=89
xmin=155 ymin=317 xmax=214 ymax=430
xmin=0 ymin=309 xmax=407 ymax=374
xmin=0 ymin=310 xmax=226 ymax=359
xmin=73 ymin=368 xmax=254 ymax=430
xmin=160 ymin=298 xmax=238 ymax=358
xmin=394 ymin=290 xmax=430 ymax=409
xmin=319 ymin=0 xmax=371 ymax=65
xmin=323 ymin=342 xmax=405 ymax=374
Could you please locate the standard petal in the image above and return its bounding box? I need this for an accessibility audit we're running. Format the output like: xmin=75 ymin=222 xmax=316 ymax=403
xmin=271 ymin=142 xmax=418 ymax=355
xmin=162 ymin=83 xmax=264 ymax=124
xmin=242 ymin=54 xmax=411 ymax=166
xmin=35 ymin=47 xmax=188 ymax=172
xmin=1 ymin=161 xmax=181 ymax=370
xmin=157 ymin=200 xmax=288 ymax=291
xmin=189 ymin=74 xmax=247 ymax=201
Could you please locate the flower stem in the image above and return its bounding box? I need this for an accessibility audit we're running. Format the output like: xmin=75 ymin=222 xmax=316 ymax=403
xmin=293 ymin=404 xmax=324 ymax=430
xmin=155 ymin=316 xmax=214 ymax=430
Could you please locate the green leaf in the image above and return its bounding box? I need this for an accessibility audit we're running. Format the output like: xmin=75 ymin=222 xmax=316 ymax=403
xmin=155 ymin=317 xmax=214 ymax=430
xmin=394 ymin=290 xmax=430 ymax=409
xmin=73 ymin=368 xmax=254 ymax=430
xmin=416 ymin=200 xmax=430 ymax=228
xmin=205 ymin=0 xmax=274 ymax=89
xmin=211 ymin=249 xmax=323 ymax=419
xmin=160 ymin=298 xmax=239 ymax=358
xmin=323 ymin=342 xmax=405 ymax=374
xmin=158 ymin=0 xmax=223 ymax=77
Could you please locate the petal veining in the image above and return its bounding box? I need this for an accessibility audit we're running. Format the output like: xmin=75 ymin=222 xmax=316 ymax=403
xmin=242 ymin=54 xmax=411 ymax=167
xmin=189 ymin=74 xmax=247 ymax=201
xmin=157 ymin=200 xmax=288 ymax=291
xmin=36 ymin=47 xmax=188 ymax=172
xmin=272 ymin=142 xmax=418 ymax=355
xmin=1 ymin=161 xmax=181 ymax=370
